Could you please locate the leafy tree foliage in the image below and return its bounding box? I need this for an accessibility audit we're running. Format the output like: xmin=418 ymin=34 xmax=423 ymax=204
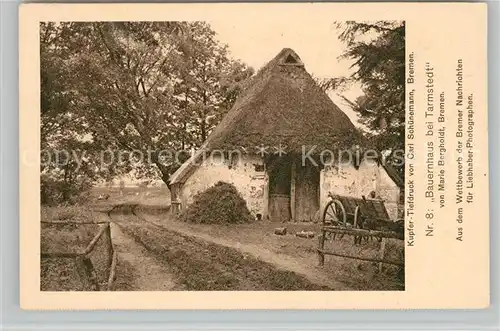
xmin=322 ymin=21 xmax=405 ymax=175
xmin=40 ymin=21 xmax=253 ymax=202
xmin=171 ymin=22 xmax=254 ymax=147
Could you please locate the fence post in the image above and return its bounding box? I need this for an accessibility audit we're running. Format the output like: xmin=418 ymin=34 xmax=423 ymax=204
xmin=107 ymin=250 xmax=118 ymax=291
xmin=318 ymin=229 xmax=326 ymax=266
xmin=378 ymin=238 xmax=387 ymax=273
xmin=82 ymin=256 xmax=100 ymax=291
xmin=75 ymin=255 xmax=91 ymax=290
xmin=106 ymin=223 xmax=113 ymax=269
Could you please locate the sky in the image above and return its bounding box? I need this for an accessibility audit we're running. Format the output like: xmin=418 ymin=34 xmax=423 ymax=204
xmin=208 ymin=19 xmax=364 ymax=126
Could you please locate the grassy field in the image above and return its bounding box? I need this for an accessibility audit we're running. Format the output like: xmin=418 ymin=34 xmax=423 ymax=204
xmin=41 ymin=205 xmax=113 ymax=291
xmin=40 ymin=186 xmax=170 ymax=291
xmin=41 ymin=206 xmax=98 ymax=252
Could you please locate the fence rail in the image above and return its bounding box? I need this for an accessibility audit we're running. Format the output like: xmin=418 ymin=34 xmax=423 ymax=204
xmin=41 ymin=220 xmax=117 ymax=291
xmin=41 ymin=220 xmax=110 ymax=225
xmin=318 ymin=225 xmax=404 ymax=272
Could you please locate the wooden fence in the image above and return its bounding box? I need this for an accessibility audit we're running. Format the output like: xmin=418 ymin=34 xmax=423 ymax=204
xmin=41 ymin=221 xmax=117 ymax=291
xmin=317 ymin=225 xmax=404 ymax=272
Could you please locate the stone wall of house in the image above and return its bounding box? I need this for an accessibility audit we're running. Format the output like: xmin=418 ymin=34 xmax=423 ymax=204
xmin=179 ymin=154 xmax=266 ymax=216
xmin=319 ymin=159 xmax=401 ymax=220
xmin=179 ymin=156 xmax=402 ymax=221
xmin=377 ymin=164 xmax=403 ymax=220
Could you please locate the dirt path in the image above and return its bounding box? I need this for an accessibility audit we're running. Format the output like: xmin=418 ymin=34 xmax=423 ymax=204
xmin=137 ymin=212 xmax=350 ymax=290
xmin=117 ymin=219 xmax=331 ymax=290
xmin=110 ymin=222 xmax=177 ymax=291
xmin=95 ymin=205 xmax=400 ymax=291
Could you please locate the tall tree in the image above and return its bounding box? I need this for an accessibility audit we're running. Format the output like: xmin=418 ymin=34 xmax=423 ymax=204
xmin=40 ymin=23 xmax=105 ymax=204
xmin=40 ymin=21 xmax=252 ymax=191
xmin=40 ymin=22 xmax=78 ymax=149
xmin=171 ymin=22 xmax=254 ymax=147
xmin=322 ymin=21 xmax=405 ymax=174
xmin=68 ymin=22 xmax=184 ymax=183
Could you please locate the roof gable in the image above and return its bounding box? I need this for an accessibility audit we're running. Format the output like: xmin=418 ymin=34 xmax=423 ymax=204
xmin=278 ymin=49 xmax=304 ymax=67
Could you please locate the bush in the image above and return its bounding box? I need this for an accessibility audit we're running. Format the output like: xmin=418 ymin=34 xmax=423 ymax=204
xmin=181 ymin=181 xmax=254 ymax=224
xmin=41 ymin=174 xmax=92 ymax=206
xmin=41 ymin=205 xmax=94 ymax=222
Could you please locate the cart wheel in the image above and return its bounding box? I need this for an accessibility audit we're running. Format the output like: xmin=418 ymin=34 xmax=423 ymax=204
xmin=322 ymin=199 xmax=346 ymax=226
xmin=353 ymin=206 xmax=363 ymax=245
xmin=353 ymin=206 xmax=360 ymax=228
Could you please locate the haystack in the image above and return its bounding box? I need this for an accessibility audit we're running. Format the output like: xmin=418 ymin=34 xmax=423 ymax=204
xmin=180 ymin=181 xmax=254 ymax=224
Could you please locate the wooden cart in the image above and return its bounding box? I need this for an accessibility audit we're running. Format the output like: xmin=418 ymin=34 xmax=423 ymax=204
xmin=322 ymin=193 xmax=401 ymax=230
xmin=318 ymin=193 xmax=404 ymax=270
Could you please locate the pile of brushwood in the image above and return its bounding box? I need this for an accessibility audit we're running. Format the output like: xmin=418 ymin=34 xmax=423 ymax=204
xmin=180 ymin=181 xmax=254 ymax=224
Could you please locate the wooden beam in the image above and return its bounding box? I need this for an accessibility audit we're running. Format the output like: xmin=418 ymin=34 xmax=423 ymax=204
xmin=106 ymin=250 xmax=118 ymax=291
xmin=317 ymin=249 xmax=404 ymax=267
xmin=41 ymin=251 xmax=80 ymax=258
xmin=379 ymin=238 xmax=387 ymax=272
xmin=263 ymin=171 xmax=269 ymax=220
xmin=82 ymin=256 xmax=100 ymax=291
xmin=290 ymin=161 xmax=296 ymax=222
xmin=75 ymin=256 xmax=91 ymax=290
xmin=317 ymin=233 xmax=326 ymax=266
xmin=170 ymin=184 xmax=181 ymax=214
xmin=41 ymin=220 xmax=109 ymax=225
xmin=322 ymin=226 xmax=404 ymax=240
xmin=83 ymin=224 xmax=109 ymax=255
xmin=106 ymin=225 xmax=113 ymax=268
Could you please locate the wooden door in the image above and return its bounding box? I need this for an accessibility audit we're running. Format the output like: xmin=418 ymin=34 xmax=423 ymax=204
xmin=268 ymin=158 xmax=292 ymax=222
xmin=294 ymin=162 xmax=320 ymax=221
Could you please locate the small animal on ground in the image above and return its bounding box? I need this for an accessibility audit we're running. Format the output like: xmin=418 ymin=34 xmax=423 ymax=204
xmin=97 ymin=193 xmax=110 ymax=200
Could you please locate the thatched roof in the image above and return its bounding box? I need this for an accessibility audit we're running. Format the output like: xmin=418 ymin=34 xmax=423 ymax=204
xmin=204 ymin=48 xmax=365 ymax=152
xmin=170 ymin=48 xmax=367 ymax=185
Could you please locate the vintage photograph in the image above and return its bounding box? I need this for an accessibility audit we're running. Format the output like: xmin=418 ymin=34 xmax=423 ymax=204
xmin=39 ymin=20 xmax=406 ymax=292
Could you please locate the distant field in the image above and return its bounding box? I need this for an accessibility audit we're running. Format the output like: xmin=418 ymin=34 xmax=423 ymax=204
xmin=90 ymin=186 xmax=171 ymax=210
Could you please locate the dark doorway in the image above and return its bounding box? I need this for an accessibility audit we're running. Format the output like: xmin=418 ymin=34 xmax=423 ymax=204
xmin=267 ymin=157 xmax=292 ymax=222
xmin=266 ymin=157 xmax=321 ymax=222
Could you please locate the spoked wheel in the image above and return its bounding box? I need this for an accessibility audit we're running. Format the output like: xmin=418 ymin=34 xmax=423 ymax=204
xmin=322 ymin=199 xmax=346 ymax=226
xmin=353 ymin=206 xmax=363 ymax=245
xmin=353 ymin=206 xmax=360 ymax=228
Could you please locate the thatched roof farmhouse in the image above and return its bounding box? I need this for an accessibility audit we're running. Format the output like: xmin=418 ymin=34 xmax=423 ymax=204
xmin=170 ymin=48 xmax=403 ymax=222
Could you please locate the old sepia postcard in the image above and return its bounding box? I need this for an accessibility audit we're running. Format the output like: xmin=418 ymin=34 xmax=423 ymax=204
xmin=19 ymin=2 xmax=489 ymax=309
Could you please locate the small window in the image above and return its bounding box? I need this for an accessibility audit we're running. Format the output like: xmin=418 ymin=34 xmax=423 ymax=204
xmin=228 ymin=153 xmax=239 ymax=169
xmin=211 ymin=151 xmax=224 ymax=165
xmin=278 ymin=50 xmax=304 ymax=67
xmin=254 ymin=164 xmax=265 ymax=172
xmin=285 ymin=54 xmax=298 ymax=64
